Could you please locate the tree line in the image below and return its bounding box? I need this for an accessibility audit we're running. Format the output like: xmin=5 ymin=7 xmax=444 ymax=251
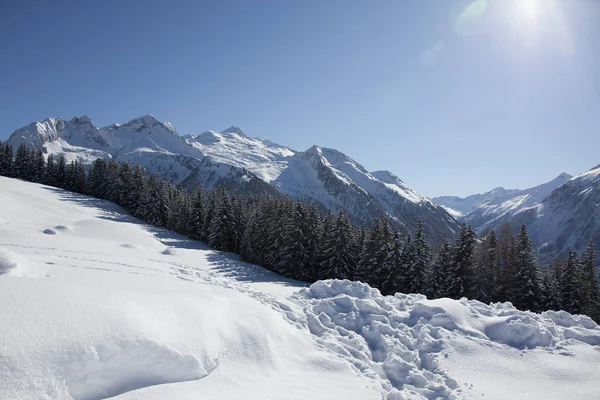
xmin=1 ymin=141 xmax=598 ymax=321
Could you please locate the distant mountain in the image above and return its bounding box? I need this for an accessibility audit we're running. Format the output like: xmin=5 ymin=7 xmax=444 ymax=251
xmin=433 ymin=173 xmax=572 ymax=231
xmin=432 ymin=170 xmax=600 ymax=262
xmin=506 ymin=166 xmax=600 ymax=262
xmin=433 ymin=187 xmax=522 ymax=218
xmin=7 ymin=115 xmax=460 ymax=242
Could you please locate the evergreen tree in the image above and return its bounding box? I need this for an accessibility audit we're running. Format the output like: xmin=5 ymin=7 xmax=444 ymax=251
xmin=381 ymin=229 xmax=403 ymax=295
xmin=189 ymin=187 xmax=205 ymax=240
xmin=55 ymin=154 xmax=67 ymax=189
xmin=129 ymin=165 xmax=148 ymax=217
xmin=208 ymin=189 xmax=236 ymax=251
xmin=541 ymin=261 xmax=562 ymax=311
xmin=407 ymin=220 xmax=431 ymax=294
xmin=580 ymin=239 xmax=600 ymax=320
xmin=430 ymin=238 xmax=453 ymax=298
xmin=14 ymin=144 xmax=30 ymax=180
xmin=561 ymin=250 xmax=583 ymax=315
xmin=319 ymin=211 xmax=357 ymax=280
xmin=354 ymin=217 xmax=391 ymax=287
xmin=386 ymin=234 xmax=413 ymax=294
xmin=301 ymin=203 xmax=323 ymax=281
xmin=278 ymin=202 xmax=310 ymax=279
xmin=87 ymin=158 xmax=108 ymax=198
xmin=0 ymin=142 xmax=14 ymax=176
xmin=512 ymin=225 xmax=542 ymax=312
xmin=142 ymin=173 xmax=169 ymax=226
xmin=447 ymin=224 xmax=476 ymax=299
xmin=473 ymin=231 xmax=497 ymax=304
xmin=494 ymin=223 xmax=515 ymax=302
xmin=45 ymin=154 xmax=56 ymax=187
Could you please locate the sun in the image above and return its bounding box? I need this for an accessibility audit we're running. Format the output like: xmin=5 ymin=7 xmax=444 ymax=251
xmin=518 ymin=0 xmax=543 ymax=23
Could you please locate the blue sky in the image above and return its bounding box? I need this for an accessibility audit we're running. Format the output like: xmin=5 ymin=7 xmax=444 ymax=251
xmin=1 ymin=0 xmax=599 ymax=197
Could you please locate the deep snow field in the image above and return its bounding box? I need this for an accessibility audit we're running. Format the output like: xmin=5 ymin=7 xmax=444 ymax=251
xmin=0 ymin=176 xmax=599 ymax=400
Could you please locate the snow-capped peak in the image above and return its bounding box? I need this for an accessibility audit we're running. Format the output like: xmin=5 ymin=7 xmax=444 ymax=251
xmin=221 ymin=126 xmax=247 ymax=137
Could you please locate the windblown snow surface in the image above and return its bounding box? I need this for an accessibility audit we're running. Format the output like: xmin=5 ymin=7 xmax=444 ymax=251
xmin=0 ymin=176 xmax=599 ymax=400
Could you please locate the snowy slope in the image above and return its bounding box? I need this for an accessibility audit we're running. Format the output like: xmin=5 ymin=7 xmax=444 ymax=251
xmin=0 ymin=176 xmax=377 ymax=400
xmin=1 ymin=176 xmax=599 ymax=399
xmin=7 ymin=116 xmax=459 ymax=241
xmin=186 ymin=126 xmax=295 ymax=183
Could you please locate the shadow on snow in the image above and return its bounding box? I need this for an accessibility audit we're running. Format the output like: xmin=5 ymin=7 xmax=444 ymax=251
xmin=43 ymin=186 xmax=304 ymax=287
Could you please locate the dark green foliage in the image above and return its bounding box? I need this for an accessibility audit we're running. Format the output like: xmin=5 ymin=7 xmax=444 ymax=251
xmin=512 ymin=225 xmax=542 ymax=312
xmin=580 ymin=240 xmax=600 ymax=320
xmin=561 ymin=250 xmax=583 ymax=315
xmin=319 ymin=211 xmax=357 ymax=280
xmin=446 ymin=224 xmax=476 ymax=299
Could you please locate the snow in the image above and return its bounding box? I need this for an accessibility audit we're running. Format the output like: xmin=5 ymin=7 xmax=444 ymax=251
xmin=0 ymin=177 xmax=376 ymax=400
xmin=1 ymin=177 xmax=599 ymax=399
xmin=439 ymin=205 xmax=464 ymax=219
xmin=293 ymin=281 xmax=600 ymax=399
xmin=187 ymin=128 xmax=294 ymax=183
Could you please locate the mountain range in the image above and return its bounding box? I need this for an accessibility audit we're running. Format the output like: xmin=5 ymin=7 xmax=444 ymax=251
xmin=433 ymin=169 xmax=600 ymax=262
xmin=6 ymin=115 xmax=459 ymax=242
xmin=7 ymin=114 xmax=600 ymax=262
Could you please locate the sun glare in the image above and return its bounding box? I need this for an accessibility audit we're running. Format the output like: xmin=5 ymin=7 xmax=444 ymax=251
xmin=518 ymin=0 xmax=542 ymax=24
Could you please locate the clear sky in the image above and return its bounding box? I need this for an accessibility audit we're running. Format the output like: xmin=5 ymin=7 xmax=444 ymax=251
xmin=1 ymin=0 xmax=599 ymax=197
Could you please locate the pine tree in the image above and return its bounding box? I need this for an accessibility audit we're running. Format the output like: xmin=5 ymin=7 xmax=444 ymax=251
xmin=278 ymin=202 xmax=310 ymax=279
xmin=541 ymin=261 xmax=562 ymax=311
xmin=319 ymin=211 xmax=357 ymax=280
xmin=561 ymin=250 xmax=583 ymax=315
xmin=512 ymin=225 xmax=542 ymax=312
xmin=87 ymin=158 xmax=108 ymax=198
xmin=208 ymin=189 xmax=236 ymax=251
xmin=104 ymin=160 xmax=122 ymax=203
xmin=473 ymin=231 xmax=497 ymax=304
xmin=117 ymin=163 xmax=134 ymax=208
xmin=142 ymin=173 xmax=169 ymax=226
xmin=407 ymin=220 xmax=431 ymax=294
xmin=580 ymin=239 xmax=600 ymax=320
xmin=0 ymin=142 xmax=14 ymax=176
xmin=31 ymin=150 xmax=46 ymax=183
xmin=55 ymin=154 xmax=67 ymax=189
xmin=430 ymin=238 xmax=453 ymax=298
xmin=494 ymin=223 xmax=515 ymax=302
xmin=381 ymin=229 xmax=403 ymax=295
xmin=447 ymin=224 xmax=476 ymax=299
xmin=301 ymin=203 xmax=323 ymax=281
xmin=189 ymin=187 xmax=205 ymax=240
xmin=240 ymin=208 xmax=259 ymax=263
xmin=45 ymin=154 xmax=56 ymax=186
xmin=354 ymin=217 xmax=391 ymax=287
xmin=129 ymin=165 xmax=147 ymax=217
xmin=385 ymin=234 xmax=413 ymax=294
xmin=14 ymin=144 xmax=30 ymax=180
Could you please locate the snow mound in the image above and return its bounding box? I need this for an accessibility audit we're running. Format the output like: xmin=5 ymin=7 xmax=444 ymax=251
xmin=64 ymin=340 xmax=212 ymax=400
xmin=0 ymin=249 xmax=18 ymax=274
xmin=43 ymin=228 xmax=58 ymax=235
xmin=293 ymin=280 xmax=600 ymax=399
